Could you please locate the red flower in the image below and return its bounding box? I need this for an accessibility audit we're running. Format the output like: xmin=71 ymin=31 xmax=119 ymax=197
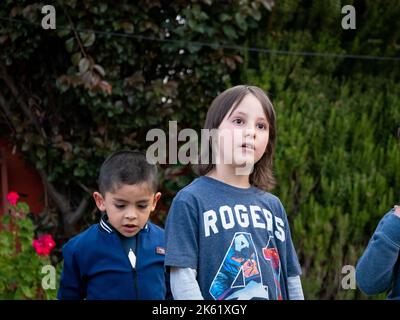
xmin=6 ymin=191 xmax=19 ymax=206
xmin=32 ymin=234 xmax=56 ymax=256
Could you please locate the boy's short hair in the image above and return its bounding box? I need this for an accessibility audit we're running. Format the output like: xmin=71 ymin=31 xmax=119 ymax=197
xmin=98 ymin=150 xmax=158 ymax=195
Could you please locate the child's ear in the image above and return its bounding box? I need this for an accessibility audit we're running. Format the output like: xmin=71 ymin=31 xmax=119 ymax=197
xmin=151 ymin=192 xmax=162 ymax=211
xmin=93 ymin=192 xmax=106 ymax=211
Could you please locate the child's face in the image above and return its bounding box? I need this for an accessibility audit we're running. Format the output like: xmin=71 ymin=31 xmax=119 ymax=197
xmin=216 ymin=94 xmax=269 ymax=169
xmin=93 ymin=183 xmax=161 ymax=237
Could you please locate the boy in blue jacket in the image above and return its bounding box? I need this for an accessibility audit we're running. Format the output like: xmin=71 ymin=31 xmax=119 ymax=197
xmin=356 ymin=205 xmax=400 ymax=299
xmin=58 ymin=150 xmax=170 ymax=300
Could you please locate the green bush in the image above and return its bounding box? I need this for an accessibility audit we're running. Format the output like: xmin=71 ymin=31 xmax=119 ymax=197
xmin=242 ymin=32 xmax=399 ymax=299
xmin=0 ymin=192 xmax=59 ymax=299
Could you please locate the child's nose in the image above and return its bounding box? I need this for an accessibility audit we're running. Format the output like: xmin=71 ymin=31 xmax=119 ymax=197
xmin=244 ymin=126 xmax=256 ymax=137
xmin=125 ymin=210 xmax=137 ymax=220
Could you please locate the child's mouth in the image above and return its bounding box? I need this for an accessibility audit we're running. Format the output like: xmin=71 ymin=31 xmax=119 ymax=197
xmin=123 ymin=224 xmax=138 ymax=233
xmin=241 ymin=143 xmax=255 ymax=151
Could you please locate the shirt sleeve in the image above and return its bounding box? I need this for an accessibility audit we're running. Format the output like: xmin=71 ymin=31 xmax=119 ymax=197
xmin=57 ymin=242 xmax=86 ymax=300
xmin=287 ymin=276 xmax=305 ymax=300
xmin=356 ymin=209 xmax=400 ymax=296
xmin=280 ymin=202 xmax=302 ymax=277
xmin=170 ymin=267 xmax=204 ymax=300
xmin=165 ymin=194 xmax=199 ymax=270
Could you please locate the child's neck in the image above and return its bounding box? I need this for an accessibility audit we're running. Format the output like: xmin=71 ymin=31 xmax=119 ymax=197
xmin=207 ymin=165 xmax=251 ymax=189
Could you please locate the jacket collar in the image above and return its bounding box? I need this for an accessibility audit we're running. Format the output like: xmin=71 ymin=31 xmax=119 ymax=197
xmin=100 ymin=214 xmax=114 ymax=233
xmin=99 ymin=214 xmax=149 ymax=234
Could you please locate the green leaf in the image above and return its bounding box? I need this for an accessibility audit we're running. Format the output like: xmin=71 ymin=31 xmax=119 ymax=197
xmin=71 ymin=52 xmax=82 ymax=66
xmin=20 ymin=286 xmax=34 ymax=299
xmin=73 ymin=167 xmax=85 ymax=177
xmin=223 ymin=25 xmax=237 ymax=39
xmin=234 ymin=13 xmax=247 ymax=31
xmin=79 ymin=58 xmax=90 ymax=73
xmin=36 ymin=148 xmax=46 ymax=159
xmin=93 ymin=64 xmax=105 ymax=77
xmin=252 ymin=9 xmax=261 ymax=21
xmin=187 ymin=43 xmax=201 ymax=53
xmin=57 ymin=28 xmax=71 ymax=38
xmin=121 ymin=22 xmax=134 ymax=34
xmin=16 ymin=202 xmax=30 ymax=214
xmin=80 ymin=32 xmax=96 ymax=47
xmin=219 ymin=13 xmax=231 ymax=22
xmin=65 ymin=37 xmax=75 ymax=53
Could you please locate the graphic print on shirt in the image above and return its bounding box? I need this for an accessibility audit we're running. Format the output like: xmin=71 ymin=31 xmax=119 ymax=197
xmin=262 ymin=236 xmax=282 ymax=300
xmin=209 ymin=232 xmax=269 ymax=300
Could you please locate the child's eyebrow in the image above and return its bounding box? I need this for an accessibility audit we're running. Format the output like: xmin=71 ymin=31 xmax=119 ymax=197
xmin=135 ymin=199 xmax=151 ymax=204
xmin=230 ymin=111 xmax=268 ymax=122
xmin=229 ymin=110 xmax=247 ymax=118
xmin=113 ymin=198 xmax=152 ymax=203
xmin=113 ymin=198 xmax=128 ymax=203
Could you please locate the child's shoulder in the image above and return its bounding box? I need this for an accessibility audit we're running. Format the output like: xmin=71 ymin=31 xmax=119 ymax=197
xmin=248 ymin=186 xmax=281 ymax=202
xmin=147 ymin=221 xmax=165 ymax=237
xmin=258 ymin=190 xmax=283 ymax=205
xmin=252 ymin=189 xmax=287 ymax=214
xmin=62 ymin=224 xmax=100 ymax=252
xmin=173 ymin=177 xmax=206 ymax=201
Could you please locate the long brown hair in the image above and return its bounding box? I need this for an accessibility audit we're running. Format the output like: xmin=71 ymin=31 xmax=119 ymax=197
xmin=198 ymin=85 xmax=277 ymax=191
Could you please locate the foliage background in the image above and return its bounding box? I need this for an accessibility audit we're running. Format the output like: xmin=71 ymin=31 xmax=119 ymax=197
xmin=0 ymin=0 xmax=399 ymax=299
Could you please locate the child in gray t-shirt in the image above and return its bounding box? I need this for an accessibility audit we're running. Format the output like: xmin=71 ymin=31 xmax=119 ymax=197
xmin=165 ymin=85 xmax=304 ymax=300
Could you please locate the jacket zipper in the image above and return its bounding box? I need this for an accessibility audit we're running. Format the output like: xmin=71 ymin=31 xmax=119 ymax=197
xmin=132 ymin=233 xmax=139 ymax=299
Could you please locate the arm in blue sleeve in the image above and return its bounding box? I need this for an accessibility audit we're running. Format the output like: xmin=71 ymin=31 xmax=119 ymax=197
xmin=57 ymin=243 xmax=86 ymax=300
xmin=356 ymin=209 xmax=400 ymax=296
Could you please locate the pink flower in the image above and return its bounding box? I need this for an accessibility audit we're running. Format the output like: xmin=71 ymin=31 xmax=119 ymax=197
xmin=6 ymin=191 xmax=19 ymax=206
xmin=32 ymin=234 xmax=56 ymax=256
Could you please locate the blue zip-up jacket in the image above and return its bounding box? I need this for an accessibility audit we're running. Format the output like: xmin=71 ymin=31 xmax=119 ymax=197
xmin=58 ymin=216 xmax=169 ymax=300
xmin=356 ymin=208 xmax=400 ymax=299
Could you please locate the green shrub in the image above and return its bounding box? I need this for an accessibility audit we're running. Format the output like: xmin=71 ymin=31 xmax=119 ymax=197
xmin=0 ymin=192 xmax=59 ymax=299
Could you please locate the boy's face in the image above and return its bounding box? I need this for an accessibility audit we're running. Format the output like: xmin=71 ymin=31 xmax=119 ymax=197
xmin=93 ymin=183 xmax=161 ymax=237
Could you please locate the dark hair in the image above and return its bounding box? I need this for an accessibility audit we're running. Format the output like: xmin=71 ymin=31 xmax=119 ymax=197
xmin=98 ymin=150 xmax=158 ymax=195
xmin=198 ymin=85 xmax=276 ymax=191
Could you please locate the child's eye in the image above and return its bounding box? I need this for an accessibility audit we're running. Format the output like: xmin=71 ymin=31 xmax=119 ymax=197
xmin=137 ymin=205 xmax=148 ymax=209
xmin=257 ymin=123 xmax=267 ymax=130
xmin=233 ymin=118 xmax=244 ymax=125
xmin=115 ymin=204 xmax=126 ymax=209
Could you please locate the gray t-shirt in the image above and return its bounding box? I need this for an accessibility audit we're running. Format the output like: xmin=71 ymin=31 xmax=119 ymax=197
xmin=165 ymin=176 xmax=302 ymax=300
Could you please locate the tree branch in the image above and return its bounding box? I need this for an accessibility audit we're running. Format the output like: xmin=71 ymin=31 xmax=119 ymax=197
xmin=65 ymin=197 xmax=89 ymax=226
xmin=37 ymin=168 xmax=70 ymax=215
xmin=62 ymin=5 xmax=88 ymax=58
xmin=38 ymin=168 xmax=88 ymax=231
xmin=0 ymin=91 xmax=13 ymax=120
xmin=0 ymin=61 xmax=46 ymax=138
